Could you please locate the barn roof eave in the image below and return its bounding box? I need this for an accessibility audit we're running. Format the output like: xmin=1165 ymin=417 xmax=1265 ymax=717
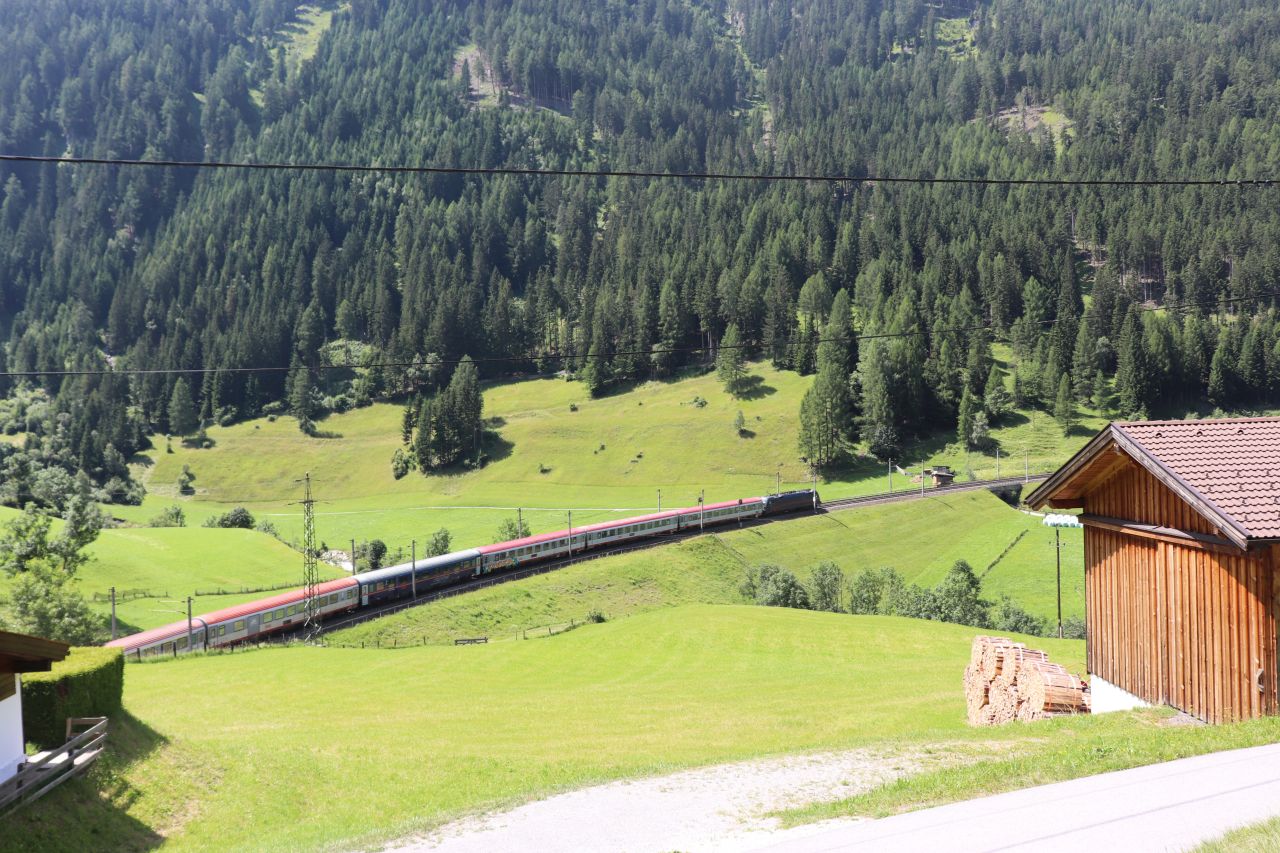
xmin=1028 ymin=423 xmax=1254 ymax=551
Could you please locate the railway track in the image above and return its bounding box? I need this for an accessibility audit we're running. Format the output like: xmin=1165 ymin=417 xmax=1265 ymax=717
xmin=819 ymin=474 xmax=1049 ymax=512
xmin=317 ymin=474 xmax=1049 ymax=637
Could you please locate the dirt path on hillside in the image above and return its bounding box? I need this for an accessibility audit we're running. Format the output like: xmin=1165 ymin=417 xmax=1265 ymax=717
xmin=383 ymin=747 xmax=956 ymax=853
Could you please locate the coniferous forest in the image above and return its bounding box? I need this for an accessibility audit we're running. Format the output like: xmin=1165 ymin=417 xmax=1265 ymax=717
xmin=3 ymin=0 xmax=1280 ymax=505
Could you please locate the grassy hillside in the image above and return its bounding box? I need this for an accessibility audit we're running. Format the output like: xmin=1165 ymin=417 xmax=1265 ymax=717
xmin=330 ymin=489 xmax=1082 ymax=646
xmin=4 ymin=605 xmax=1088 ymax=852
xmin=116 ymin=359 xmax=1105 ymax=554
xmin=0 ymin=506 xmax=338 ymax=632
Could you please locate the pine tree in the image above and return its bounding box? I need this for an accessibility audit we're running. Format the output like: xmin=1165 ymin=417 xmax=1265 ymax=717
xmin=1054 ymin=373 xmax=1076 ymax=435
xmin=983 ymin=363 xmax=1011 ymax=421
xmin=1092 ymin=369 xmax=1110 ymax=412
xmin=717 ymin=323 xmax=747 ymax=394
xmin=287 ymin=357 xmax=314 ymax=433
xmin=580 ymin=344 xmax=608 ymax=397
xmin=167 ymin=378 xmax=198 ymax=437
xmin=957 ymin=386 xmax=978 ymax=448
xmin=798 ymin=360 xmax=851 ymax=466
xmin=1115 ymin=307 xmax=1151 ymax=416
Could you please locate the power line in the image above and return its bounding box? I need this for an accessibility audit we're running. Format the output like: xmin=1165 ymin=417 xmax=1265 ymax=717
xmin=1 ymin=152 xmax=1276 ymax=188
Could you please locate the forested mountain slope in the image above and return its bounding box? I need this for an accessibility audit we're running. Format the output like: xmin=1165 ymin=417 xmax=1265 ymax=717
xmin=2 ymin=0 xmax=1280 ymax=505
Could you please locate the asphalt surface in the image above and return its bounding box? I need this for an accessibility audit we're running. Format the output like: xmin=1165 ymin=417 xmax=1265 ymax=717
xmin=755 ymin=743 xmax=1280 ymax=853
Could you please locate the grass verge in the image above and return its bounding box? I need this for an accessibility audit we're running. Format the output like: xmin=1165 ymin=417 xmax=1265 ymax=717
xmin=778 ymin=710 xmax=1280 ymax=827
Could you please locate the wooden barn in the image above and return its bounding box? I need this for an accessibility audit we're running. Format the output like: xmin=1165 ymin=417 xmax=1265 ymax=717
xmin=1027 ymin=417 xmax=1280 ymax=723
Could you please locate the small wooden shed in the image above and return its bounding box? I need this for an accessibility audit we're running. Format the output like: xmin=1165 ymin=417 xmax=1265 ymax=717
xmin=1027 ymin=418 xmax=1280 ymax=723
xmin=0 ymin=631 xmax=70 ymax=783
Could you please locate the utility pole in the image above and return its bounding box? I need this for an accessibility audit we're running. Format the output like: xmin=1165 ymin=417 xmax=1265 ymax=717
xmin=411 ymin=539 xmax=417 ymax=600
xmin=657 ymin=489 xmax=661 ymax=513
xmin=920 ymin=459 xmax=926 ymax=496
xmin=299 ymin=473 xmax=320 ymax=641
xmin=888 ymin=459 xmax=892 ymax=494
xmin=187 ymin=596 xmax=193 ymax=650
xmin=350 ymin=538 xmax=357 ymax=574
xmin=776 ymin=471 xmax=782 ymax=494
xmin=517 ymin=507 xmax=523 ymax=535
xmin=699 ymin=490 xmax=705 ymax=530
xmin=110 ymin=586 xmax=117 ymax=640
xmin=1056 ymin=527 xmax=1063 ymax=639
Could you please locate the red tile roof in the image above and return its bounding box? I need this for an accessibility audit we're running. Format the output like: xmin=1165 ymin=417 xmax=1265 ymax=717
xmin=1114 ymin=417 xmax=1280 ymax=540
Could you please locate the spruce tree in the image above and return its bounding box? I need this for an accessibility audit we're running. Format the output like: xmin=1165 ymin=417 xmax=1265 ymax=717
xmin=1054 ymin=373 xmax=1076 ymax=435
xmin=717 ymin=323 xmax=747 ymax=394
xmin=798 ymin=360 xmax=851 ymax=466
xmin=956 ymin=386 xmax=978 ymax=448
xmin=1115 ymin=307 xmax=1151 ymax=416
xmin=983 ymin=363 xmax=1011 ymax=421
xmin=167 ymin=378 xmax=198 ymax=437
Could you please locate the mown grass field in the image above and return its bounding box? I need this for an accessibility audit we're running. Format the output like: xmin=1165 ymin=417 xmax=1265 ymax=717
xmin=6 ymin=605 xmax=1087 ymax=852
xmin=11 ymin=605 xmax=1280 ymax=853
xmin=331 ymin=489 xmax=1083 ymax=647
xmin=117 ymin=359 xmax=1105 ymax=558
xmin=0 ymin=505 xmax=337 ymax=632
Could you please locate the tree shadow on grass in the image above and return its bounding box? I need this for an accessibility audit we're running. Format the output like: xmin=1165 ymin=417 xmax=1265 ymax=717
xmin=731 ymin=375 xmax=776 ymax=400
xmin=7 ymin=710 xmax=167 ymax=850
xmin=737 ymin=429 xmax=757 ymax=439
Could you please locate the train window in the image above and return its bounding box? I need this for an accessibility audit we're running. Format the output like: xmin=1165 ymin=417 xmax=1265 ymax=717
xmin=274 ymin=609 xmax=285 ymax=620
xmin=177 ymin=637 xmax=188 ymax=649
xmin=235 ymin=620 xmax=245 ymax=631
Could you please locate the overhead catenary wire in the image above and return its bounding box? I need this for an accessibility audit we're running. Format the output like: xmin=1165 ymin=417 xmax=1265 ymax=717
xmin=0 ymin=152 xmax=1276 ymax=188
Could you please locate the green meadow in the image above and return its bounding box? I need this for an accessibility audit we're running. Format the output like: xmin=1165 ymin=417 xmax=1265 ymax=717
xmin=0 ymin=505 xmax=338 ymax=633
xmin=10 ymin=605 xmax=1280 ymax=853
xmin=5 ymin=605 xmax=1087 ymax=852
xmin=115 ymin=359 xmax=1104 ymax=558
xmin=331 ymin=489 xmax=1084 ymax=647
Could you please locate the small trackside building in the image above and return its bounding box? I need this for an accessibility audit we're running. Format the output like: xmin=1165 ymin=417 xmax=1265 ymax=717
xmin=1027 ymin=418 xmax=1280 ymax=724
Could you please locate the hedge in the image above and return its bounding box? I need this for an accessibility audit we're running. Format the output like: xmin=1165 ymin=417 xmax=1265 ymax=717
xmin=21 ymin=646 xmax=124 ymax=749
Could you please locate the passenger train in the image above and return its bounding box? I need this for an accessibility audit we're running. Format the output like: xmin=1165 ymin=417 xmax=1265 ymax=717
xmin=107 ymin=490 xmax=819 ymax=658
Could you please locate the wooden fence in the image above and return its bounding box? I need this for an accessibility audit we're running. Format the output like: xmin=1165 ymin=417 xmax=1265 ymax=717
xmin=0 ymin=717 xmax=108 ymax=815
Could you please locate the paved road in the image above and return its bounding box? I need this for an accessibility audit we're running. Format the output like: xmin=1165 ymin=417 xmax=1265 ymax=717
xmin=756 ymin=743 xmax=1280 ymax=853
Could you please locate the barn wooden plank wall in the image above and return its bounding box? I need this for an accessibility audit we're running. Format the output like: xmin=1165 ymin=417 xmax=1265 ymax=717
xmin=1082 ymin=461 xmax=1278 ymax=723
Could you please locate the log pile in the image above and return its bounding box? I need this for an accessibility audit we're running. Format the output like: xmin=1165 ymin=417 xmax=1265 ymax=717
xmin=964 ymin=636 xmax=1090 ymax=725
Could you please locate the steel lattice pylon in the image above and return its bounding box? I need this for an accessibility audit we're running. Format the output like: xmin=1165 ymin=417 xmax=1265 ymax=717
xmin=300 ymin=472 xmax=320 ymax=641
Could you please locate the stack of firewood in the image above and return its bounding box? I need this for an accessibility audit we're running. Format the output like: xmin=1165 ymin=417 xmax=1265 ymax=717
xmin=964 ymin=635 xmax=1090 ymax=725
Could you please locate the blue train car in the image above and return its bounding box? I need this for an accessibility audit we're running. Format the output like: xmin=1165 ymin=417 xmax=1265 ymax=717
xmin=355 ymin=549 xmax=483 ymax=606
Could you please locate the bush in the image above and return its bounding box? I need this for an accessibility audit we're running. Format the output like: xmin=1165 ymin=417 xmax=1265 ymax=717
xmin=391 ymin=447 xmax=412 ymax=480
xmin=148 ymin=505 xmax=186 ymax=528
xmin=992 ymin=596 xmax=1048 ymax=636
xmin=752 ymin=564 xmax=811 ymax=609
xmin=586 ymin=608 xmax=607 ymax=623
xmin=1061 ymin=615 xmax=1087 ymax=640
xmin=21 ymin=647 xmax=123 ymax=749
xmin=204 ymin=506 xmax=254 ymax=529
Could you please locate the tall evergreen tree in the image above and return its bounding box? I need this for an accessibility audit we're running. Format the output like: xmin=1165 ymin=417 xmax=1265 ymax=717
xmin=717 ymin=323 xmax=747 ymax=394
xmin=167 ymin=378 xmax=198 ymax=437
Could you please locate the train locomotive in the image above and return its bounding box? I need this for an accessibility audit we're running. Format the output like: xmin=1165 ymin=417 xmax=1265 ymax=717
xmin=107 ymin=489 xmax=819 ymax=658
